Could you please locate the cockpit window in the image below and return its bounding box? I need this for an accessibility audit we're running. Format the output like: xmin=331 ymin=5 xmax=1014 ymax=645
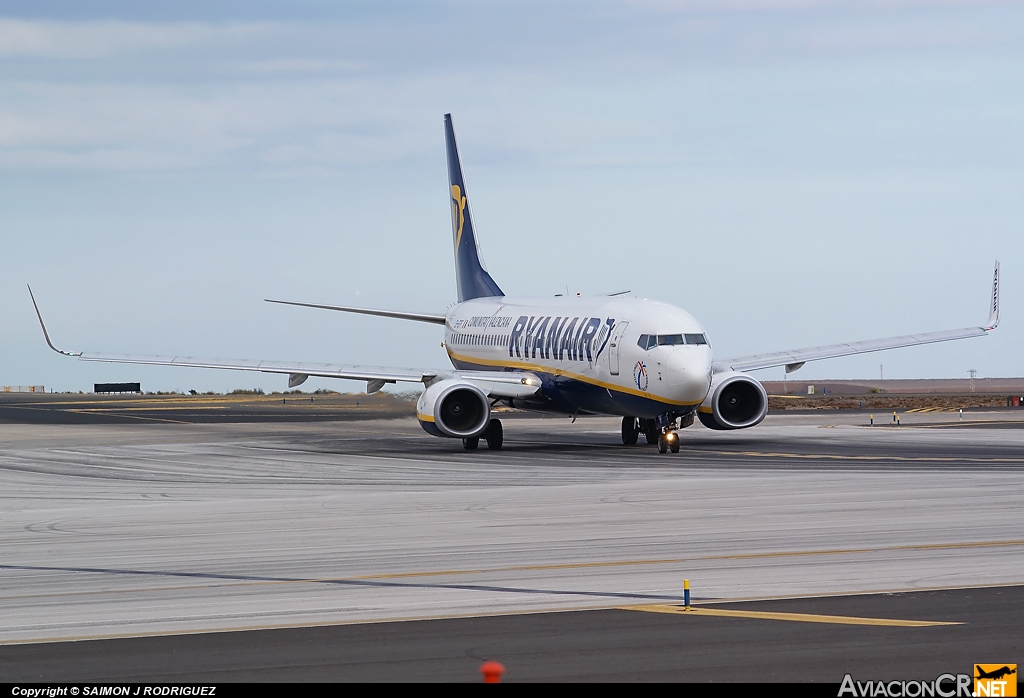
xmin=637 ymin=334 xmax=655 ymax=350
xmin=656 ymin=334 xmax=685 ymax=346
xmin=640 ymin=332 xmax=709 ymax=348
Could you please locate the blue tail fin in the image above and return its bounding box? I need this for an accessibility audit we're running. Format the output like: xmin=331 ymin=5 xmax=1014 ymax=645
xmin=445 ymin=114 xmax=504 ymax=302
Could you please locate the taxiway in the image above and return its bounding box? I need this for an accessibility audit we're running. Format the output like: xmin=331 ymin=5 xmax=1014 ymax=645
xmin=1 ymin=401 xmax=1021 ymax=680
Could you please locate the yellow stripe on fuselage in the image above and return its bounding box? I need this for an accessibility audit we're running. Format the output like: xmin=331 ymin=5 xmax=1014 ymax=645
xmin=444 ymin=349 xmax=700 ymax=407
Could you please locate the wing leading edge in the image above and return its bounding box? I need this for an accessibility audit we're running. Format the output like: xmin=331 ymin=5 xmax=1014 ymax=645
xmin=715 ymin=261 xmax=1000 ymax=374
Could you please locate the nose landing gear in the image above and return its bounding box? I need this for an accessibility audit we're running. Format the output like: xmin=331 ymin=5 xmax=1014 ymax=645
xmin=657 ymin=430 xmax=680 ymax=454
xmin=622 ymin=414 xmax=690 ymax=452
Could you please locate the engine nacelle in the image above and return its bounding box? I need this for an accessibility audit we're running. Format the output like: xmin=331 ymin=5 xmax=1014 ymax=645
xmin=697 ymin=371 xmax=768 ymax=430
xmin=417 ymin=379 xmax=491 ymax=438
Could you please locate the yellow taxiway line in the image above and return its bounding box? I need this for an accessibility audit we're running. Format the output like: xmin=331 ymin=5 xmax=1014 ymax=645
xmin=622 ymin=604 xmax=960 ymax=627
xmin=0 ymin=594 xmax=969 ymax=647
xmin=691 ymin=449 xmax=1024 ymax=463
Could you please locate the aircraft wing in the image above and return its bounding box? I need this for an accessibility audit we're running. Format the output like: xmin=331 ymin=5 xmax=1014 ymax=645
xmin=28 ymin=286 xmax=540 ymax=399
xmin=69 ymin=352 xmax=540 ymax=398
xmin=715 ymin=261 xmax=1000 ymax=374
xmin=75 ymin=352 xmax=438 ymax=384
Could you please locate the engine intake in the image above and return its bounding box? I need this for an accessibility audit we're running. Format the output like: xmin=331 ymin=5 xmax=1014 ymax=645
xmin=697 ymin=372 xmax=768 ymax=430
xmin=417 ymin=379 xmax=491 ymax=438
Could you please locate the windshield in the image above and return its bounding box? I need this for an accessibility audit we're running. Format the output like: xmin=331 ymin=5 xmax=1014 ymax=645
xmin=638 ymin=333 xmax=708 ymax=349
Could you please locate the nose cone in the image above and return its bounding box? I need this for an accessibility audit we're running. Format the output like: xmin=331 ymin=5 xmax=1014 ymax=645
xmin=665 ymin=348 xmax=713 ymax=404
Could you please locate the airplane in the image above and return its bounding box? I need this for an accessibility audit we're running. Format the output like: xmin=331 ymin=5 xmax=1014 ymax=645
xmin=29 ymin=114 xmax=1001 ymax=454
xmin=975 ymin=666 xmax=1016 ymax=681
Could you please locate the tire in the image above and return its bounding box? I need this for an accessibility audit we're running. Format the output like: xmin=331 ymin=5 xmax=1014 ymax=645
xmin=621 ymin=417 xmax=639 ymax=445
xmin=657 ymin=435 xmax=668 ymax=453
xmin=485 ymin=419 xmax=503 ymax=450
xmin=462 ymin=437 xmax=479 ymax=450
xmin=670 ymin=440 xmax=680 ymax=454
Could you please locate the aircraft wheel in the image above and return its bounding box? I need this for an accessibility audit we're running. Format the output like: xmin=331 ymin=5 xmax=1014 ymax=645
xmin=621 ymin=417 xmax=639 ymax=445
xmin=463 ymin=437 xmax=479 ymax=450
xmin=485 ymin=419 xmax=503 ymax=450
xmin=645 ymin=427 xmax=659 ymax=445
xmin=657 ymin=435 xmax=668 ymax=453
xmin=670 ymin=439 xmax=680 ymax=454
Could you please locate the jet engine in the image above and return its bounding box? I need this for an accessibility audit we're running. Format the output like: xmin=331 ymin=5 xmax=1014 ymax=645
xmin=697 ymin=371 xmax=768 ymax=430
xmin=416 ymin=379 xmax=491 ymax=438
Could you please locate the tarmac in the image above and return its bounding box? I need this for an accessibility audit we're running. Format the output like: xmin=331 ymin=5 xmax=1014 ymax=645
xmin=1 ymin=396 xmax=1022 ymax=681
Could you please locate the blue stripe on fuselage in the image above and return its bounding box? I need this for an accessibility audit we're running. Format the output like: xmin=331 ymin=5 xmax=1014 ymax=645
xmin=447 ymin=356 xmax=695 ymax=419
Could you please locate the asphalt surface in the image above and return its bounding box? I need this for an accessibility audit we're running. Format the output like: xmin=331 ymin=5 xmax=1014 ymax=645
xmin=1 ymin=396 xmax=1022 ymax=681
xmin=0 ymin=392 xmax=415 ymax=424
xmin=1 ymin=586 xmax=1020 ymax=682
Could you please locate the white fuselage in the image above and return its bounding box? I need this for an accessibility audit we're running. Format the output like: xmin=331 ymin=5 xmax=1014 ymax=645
xmin=442 ymin=296 xmax=713 ymax=419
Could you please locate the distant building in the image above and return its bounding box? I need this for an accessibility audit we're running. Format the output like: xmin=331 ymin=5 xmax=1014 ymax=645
xmin=94 ymin=383 xmax=141 ymax=394
xmin=3 ymin=386 xmax=45 ymax=393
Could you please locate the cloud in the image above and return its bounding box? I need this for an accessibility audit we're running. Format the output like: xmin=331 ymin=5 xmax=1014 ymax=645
xmin=0 ymin=19 xmax=230 ymax=58
xmin=1 ymin=5 xmax=1022 ymax=172
xmin=627 ymin=0 xmax=1018 ymax=11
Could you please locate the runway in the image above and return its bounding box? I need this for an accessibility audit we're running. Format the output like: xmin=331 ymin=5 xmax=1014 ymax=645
xmin=1 ymin=402 xmax=1022 ymax=680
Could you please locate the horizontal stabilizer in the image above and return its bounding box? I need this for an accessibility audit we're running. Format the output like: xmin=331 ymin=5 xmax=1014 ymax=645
xmin=265 ymin=298 xmax=446 ymax=325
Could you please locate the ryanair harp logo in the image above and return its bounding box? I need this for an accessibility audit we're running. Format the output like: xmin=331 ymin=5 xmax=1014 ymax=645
xmin=634 ymin=361 xmax=648 ymax=391
xmin=451 ymin=184 xmax=467 ymax=249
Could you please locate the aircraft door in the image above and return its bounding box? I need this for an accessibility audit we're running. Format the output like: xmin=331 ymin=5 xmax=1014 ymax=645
xmin=608 ymin=321 xmax=629 ymax=376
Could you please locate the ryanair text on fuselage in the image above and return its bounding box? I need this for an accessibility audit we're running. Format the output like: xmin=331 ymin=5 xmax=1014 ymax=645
xmin=449 ymin=314 xmax=615 ymax=363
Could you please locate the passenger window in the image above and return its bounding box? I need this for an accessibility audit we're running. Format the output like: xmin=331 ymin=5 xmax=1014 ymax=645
xmin=685 ymin=333 xmax=708 ymax=345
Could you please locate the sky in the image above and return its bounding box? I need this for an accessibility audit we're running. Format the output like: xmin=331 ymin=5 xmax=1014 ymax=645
xmin=1 ymin=0 xmax=1021 ymax=394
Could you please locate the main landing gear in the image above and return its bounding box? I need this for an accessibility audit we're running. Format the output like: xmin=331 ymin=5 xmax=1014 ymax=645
xmin=621 ymin=415 xmax=686 ymax=454
xmin=621 ymin=417 xmax=661 ymax=445
xmin=464 ymin=418 xmax=503 ymax=451
xmin=621 ymin=416 xmax=640 ymax=445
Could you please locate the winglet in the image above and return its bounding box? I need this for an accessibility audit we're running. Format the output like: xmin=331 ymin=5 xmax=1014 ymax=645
xmin=27 ymin=285 xmax=81 ymax=357
xmin=986 ymin=260 xmax=1000 ymax=330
